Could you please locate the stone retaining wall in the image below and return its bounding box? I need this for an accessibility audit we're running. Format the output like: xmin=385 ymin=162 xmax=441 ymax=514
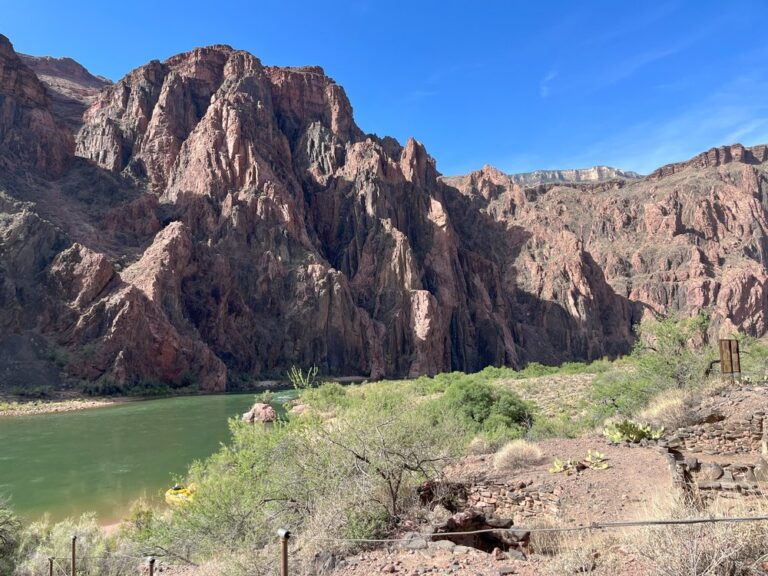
xmin=466 ymin=481 xmax=561 ymax=522
xmin=667 ymin=412 xmax=766 ymax=455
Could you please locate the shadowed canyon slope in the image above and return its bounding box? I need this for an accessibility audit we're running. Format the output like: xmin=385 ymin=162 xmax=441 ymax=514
xmin=1 ymin=34 xmax=767 ymax=391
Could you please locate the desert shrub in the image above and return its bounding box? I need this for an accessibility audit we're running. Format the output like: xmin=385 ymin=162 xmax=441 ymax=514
xmin=143 ymin=387 xmax=466 ymax=564
xmin=632 ymin=312 xmax=714 ymax=390
xmin=301 ymin=381 xmax=348 ymax=411
xmin=287 ymin=365 xmax=319 ymax=390
xmin=119 ymin=498 xmax=155 ymax=544
xmin=528 ymin=412 xmax=588 ymax=440
xmin=528 ymin=516 xmax=566 ymax=556
xmin=589 ymin=313 xmax=716 ymax=424
xmin=440 ymin=379 xmax=533 ymax=435
xmin=467 ymin=435 xmax=493 ymax=455
xmin=590 ymin=370 xmax=659 ymax=419
xmin=477 ymin=424 xmax=526 ymax=450
xmin=541 ymin=546 xmax=601 ymax=576
xmin=732 ymin=334 xmax=768 ymax=382
xmin=631 ymin=494 xmax=768 ymax=576
xmin=0 ymin=501 xmax=20 ymax=575
xmin=639 ymin=389 xmax=694 ymax=430
xmin=493 ymin=439 xmax=543 ymax=471
xmin=14 ymin=513 xmax=139 ymax=576
xmin=603 ymin=419 xmax=664 ymax=443
xmin=8 ymin=385 xmax=53 ymax=399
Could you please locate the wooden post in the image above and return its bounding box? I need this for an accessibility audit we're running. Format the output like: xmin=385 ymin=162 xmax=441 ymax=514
xmin=148 ymin=557 xmax=156 ymax=576
xmin=71 ymin=535 xmax=77 ymax=576
xmin=731 ymin=339 xmax=741 ymax=380
xmin=719 ymin=339 xmax=741 ymax=384
xmin=48 ymin=557 xmax=53 ymax=576
xmin=277 ymin=529 xmax=291 ymax=576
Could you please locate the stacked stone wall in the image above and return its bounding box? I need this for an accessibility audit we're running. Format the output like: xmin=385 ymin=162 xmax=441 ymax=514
xmin=466 ymin=481 xmax=561 ymax=522
xmin=667 ymin=412 xmax=766 ymax=455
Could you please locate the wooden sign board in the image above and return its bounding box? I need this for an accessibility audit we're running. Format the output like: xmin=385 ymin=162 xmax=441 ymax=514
xmin=719 ymin=339 xmax=741 ymax=379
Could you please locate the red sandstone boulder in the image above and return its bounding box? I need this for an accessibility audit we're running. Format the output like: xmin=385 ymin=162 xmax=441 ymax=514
xmin=242 ymin=403 xmax=277 ymax=423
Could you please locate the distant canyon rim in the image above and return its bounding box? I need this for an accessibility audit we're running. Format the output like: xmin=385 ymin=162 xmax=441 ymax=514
xmin=2 ymin=33 xmax=768 ymax=392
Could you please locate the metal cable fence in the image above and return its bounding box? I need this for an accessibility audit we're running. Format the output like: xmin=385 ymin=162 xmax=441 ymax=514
xmin=40 ymin=513 xmax=768 ymax=574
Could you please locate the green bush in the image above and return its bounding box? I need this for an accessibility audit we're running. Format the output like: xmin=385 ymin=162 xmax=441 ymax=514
xmin=603 ymin=419 xmax=664 ymax=443
xmin=590 ymin=371 xmax=659 ymax=419
xmin=441 ymin=379 xmax=533 ymax=433
xmin=631 ymin=312 xmax=713 ymax=390
xmin=141 ymin=387 xmax=467 ymax=563
xmin=0 ymin=501 xmax=20 ymax=575
xmin=14 ymin=513 xmax=139 ymax=576
xmin=528 ymin=412 xmax=588 ymax=440
xmin=301 ymin=381 xmax=348 ymax=411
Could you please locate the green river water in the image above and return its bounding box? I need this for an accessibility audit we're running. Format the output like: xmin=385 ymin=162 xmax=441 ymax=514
xmin=0 ymin=392 xmax=295 ymax=523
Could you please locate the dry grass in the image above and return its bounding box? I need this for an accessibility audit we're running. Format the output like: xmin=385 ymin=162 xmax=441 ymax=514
xmin=527 ymin=516 xmax=566 ymax=556
xmin=629 ymin=493 xmax=768 ymax=575
xmin=467 ymin=435 xmax=493 ymax=455
xmin=493 ymin=439 xmax=543 ymax=471
xmin=638 ymin=389 xmax=691 ymax=430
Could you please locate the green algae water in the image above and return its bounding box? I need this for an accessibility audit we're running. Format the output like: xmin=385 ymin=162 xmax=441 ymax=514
xmin=0 ymin=392 xmax=295 ymax=523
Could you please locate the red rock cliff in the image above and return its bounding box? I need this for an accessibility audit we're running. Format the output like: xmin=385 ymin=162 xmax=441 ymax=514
xmin=2 ymin=35 xmax=766 ymax=391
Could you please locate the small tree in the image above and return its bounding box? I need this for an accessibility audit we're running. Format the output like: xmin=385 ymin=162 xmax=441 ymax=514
xmin=633 ymin=312 xmax=713 ymax=390
xmin=317 ymin=399 xmax=464 ymax=519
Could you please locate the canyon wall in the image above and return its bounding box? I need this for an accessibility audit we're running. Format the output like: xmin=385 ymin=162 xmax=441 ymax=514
xmin=1 ymin=34 xmax=766 ymax=390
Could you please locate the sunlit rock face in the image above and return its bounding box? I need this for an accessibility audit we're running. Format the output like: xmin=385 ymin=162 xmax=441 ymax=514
xmin=2 ymin=33 xmax=767 ymax=391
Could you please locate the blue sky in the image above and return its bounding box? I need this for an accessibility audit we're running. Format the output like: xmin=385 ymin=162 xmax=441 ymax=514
xmin=4 ymin=1 xmax=767 ymax=175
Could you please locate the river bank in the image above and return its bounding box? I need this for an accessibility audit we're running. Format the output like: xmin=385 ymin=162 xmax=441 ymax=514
xmin=0 ymin=392 xmax=277 ymax=522
xmin=0 ymin=375 xmax=366 ymax=417
xmin=0 ymin=393 xmax=120 ymax=416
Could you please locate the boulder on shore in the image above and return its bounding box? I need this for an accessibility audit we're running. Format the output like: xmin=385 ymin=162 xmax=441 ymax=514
xmin=242 ymin=403 xmax=277 ymax=423
xmin=289 ymin=403 xmax=309 ymax=416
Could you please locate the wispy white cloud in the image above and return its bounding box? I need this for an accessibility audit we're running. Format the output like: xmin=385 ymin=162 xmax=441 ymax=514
xmin=600 ymin=45 xmax=685 ymax=86
xmin=539 ymin=71 xmax=558 ymax=98
xmin=559 ymin=73 xmax=768 ymax=174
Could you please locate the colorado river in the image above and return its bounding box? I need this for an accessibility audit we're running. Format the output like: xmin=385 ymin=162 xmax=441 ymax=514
xmin=0 ymin=391 xmax=295 ymax=523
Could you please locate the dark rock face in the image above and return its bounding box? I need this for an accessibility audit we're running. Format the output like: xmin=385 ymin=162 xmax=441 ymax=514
xmin=1 ymin=33 xmax=766 ymax=391
xmin=0 ymin=35 xmax=73 ymax=176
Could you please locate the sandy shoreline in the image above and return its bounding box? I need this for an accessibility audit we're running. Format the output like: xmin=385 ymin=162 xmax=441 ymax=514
xmin=0 ymin=396 xmax=120 ymax=416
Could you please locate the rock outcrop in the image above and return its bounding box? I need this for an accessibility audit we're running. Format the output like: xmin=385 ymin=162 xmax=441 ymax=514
xmin=242 ymin=402 xmax=277 ymax=423
xmin=2 ymin=33 xmax=768 ymax=391
xmin=0 ymin=35 xmax=73 ymax=176
xmin=501 ymin=165 xmax=641 ymax=186
xmin=444 ymin=147 xmax=768 ymax=340
xmin=19 ymin=53 xmax=110 ymax=131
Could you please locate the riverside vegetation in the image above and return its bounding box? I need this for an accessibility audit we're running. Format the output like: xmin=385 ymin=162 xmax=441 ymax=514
xmin=4 ymin=314 xmax=768 ymax=575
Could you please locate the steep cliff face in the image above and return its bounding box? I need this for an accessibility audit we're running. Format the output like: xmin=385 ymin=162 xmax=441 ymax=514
xmin=2 ymin=33 xmax=766 ymax=391
xmin=19 ymin=53 xmax=110 ymax=131
xmin=445 ymin=147 xmax=768 ymax=340
xmin=0 ymin=35 xmax=73 ymax=176
xmin=502 ymin=165 xmax=641 ymax=186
